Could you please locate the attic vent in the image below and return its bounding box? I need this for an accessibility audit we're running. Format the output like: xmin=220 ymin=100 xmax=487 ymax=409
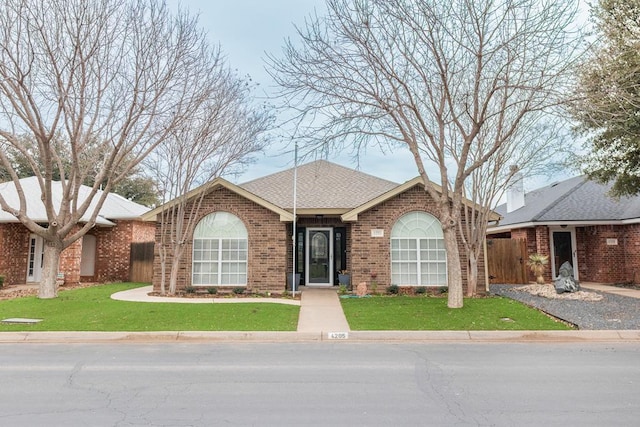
xmin=550 ymin=182 xmax=559 ymax=187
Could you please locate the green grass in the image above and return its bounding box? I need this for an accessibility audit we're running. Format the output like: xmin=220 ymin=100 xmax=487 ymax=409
xmin=0 ymin=283 xmax=299 ymax=331
xmin=341 ymin=295 xmax=572 ymax=330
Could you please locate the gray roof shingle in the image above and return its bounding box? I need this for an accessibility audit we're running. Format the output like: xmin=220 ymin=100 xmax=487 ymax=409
xmin=239 ymin=160 xmax=399 ymax=210
xmin=495 ymin=176 xmax=640 ymax=226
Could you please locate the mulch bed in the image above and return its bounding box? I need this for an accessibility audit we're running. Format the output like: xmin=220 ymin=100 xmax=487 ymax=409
xmin=148 ymin=291 xmax=300 ymax=300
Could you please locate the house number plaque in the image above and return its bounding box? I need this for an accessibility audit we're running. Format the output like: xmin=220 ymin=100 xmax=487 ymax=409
xmin=371 ymin=229 xmax=384 ymax=237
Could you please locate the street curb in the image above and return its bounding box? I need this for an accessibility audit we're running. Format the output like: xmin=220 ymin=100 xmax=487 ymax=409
xmin=1 ymin=330 xmax=639 ymax=343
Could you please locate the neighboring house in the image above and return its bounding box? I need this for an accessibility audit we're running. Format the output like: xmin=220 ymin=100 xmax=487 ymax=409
xmin=144 ymin=160 xmax=490 ymax=294
xmin=487 ymin=175 xmax=640 ymax=284
xmin=0 ymin=177 xmax=155 ymax=286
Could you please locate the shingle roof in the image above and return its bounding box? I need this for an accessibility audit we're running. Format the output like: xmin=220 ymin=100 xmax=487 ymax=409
xmin=494 ymin=176 xmax=640 ymax=227
xmin=239 ymin=160 xmax=399 ymax=210
xmin=0 ymin=176 xmax=150 ymax=225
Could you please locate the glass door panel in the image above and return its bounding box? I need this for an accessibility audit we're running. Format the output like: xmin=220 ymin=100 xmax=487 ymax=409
xmin=306 ymin=228 xmax=332 ymax=285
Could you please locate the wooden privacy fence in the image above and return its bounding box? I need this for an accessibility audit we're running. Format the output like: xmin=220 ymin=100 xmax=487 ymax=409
xmin=486 ymin=238 xmax=528 ymax=284
xmin=129 ymin=242 xmax=154 ymax=283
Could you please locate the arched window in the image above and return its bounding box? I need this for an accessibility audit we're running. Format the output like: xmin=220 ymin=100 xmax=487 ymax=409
xmin=192 ymin=212 xmax=247 ymax=286
xmin=390 ymin=211 xmax=447 ymax=286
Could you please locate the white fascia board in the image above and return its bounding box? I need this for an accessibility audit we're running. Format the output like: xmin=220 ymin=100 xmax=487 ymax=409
xmin=487 ymin=219 xmax=640 ymax=234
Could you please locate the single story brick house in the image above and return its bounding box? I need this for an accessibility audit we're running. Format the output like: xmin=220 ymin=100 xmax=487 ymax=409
xmin=487 ymin=175 xmax=640 ymax=284
xmin=144 ymin=160 xmax=490 ymax=294
xmin=0 ymin=177 xmax=155 ymax=286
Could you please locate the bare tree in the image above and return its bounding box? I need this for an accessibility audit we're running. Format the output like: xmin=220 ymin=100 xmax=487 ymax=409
xmin=148 ymin=75 xmax=271 ymax=295
xmin=460 ymin=115 xmax=570 ymax=295
xmin=268 ymin=0 xmax=582 ymax=307
xmin=0 ymin=0 xmax=223 ymax=298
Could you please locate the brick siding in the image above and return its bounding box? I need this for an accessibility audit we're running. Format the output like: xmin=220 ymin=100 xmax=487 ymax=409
xmin=0 ymin=220 xmax=154 ymax=286
xmin=349 ymin=185 xmax=481 ymax=294
xmin=152 ymin=186 xmax=288 ymax=293
xmin=152 ymin=183 xmax=483 ymax=294
xmin=507 ymin=223 xmax=640 ymax=284
xmin=0 ymin=223 xmax=30 ymax=286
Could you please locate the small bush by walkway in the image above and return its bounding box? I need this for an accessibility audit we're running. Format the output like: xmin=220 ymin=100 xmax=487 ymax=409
xmin=0 ymin=283 xmax=299 ymax=331
xmin=341 ymin=296 xmax=571 ymax=330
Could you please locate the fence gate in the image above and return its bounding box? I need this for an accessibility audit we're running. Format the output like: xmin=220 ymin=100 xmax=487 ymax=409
xmin=486 ymin=238 xmax=528 ymax=284
xmin=129 ymin=242 xmax=154 ymax=283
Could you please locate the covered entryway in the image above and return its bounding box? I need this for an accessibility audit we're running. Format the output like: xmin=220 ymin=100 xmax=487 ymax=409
xmin=80 ymin=234 xmax=97 ymax=277
xmin=293 ymin=225 xmax=348 ymax=287
xmin=26 ymin=234 xmax=45 ymax=283
xmin=306 ymin=228 xmax=333 ymax=286
xmin=550 ymin=228 xmax=578 ymax=279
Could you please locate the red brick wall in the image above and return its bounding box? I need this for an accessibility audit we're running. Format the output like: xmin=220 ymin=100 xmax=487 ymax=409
xmin=0 ymin=223 xmax=30 ymax=286
xmin=623 ymin=224 xmax=640 ymax=282
xmin=131 ymin=221 xmax=155 ymax=243
xmin=59 ymin=234 xmax=82 ymax=285
xmin=151 ymin=185 xmax=488 ymax=294
xmin=507 ymin=224 xmax=640 ymax=284
xmin=152 ymin=186 xmax=288 ymax=293
xmin=348 ymin=185 xmax=482 ymax=293
xmin=88 ymin=220 xmax=155 ymax=283
xmin=579 ymin=225 xmax=629 ymax=283
xmin=0 ymin=220 xmax=153 ymax=286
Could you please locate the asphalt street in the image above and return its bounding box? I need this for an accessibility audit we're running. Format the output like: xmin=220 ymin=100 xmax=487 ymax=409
xmin=0 ymin=342 xmax=638 ymax=426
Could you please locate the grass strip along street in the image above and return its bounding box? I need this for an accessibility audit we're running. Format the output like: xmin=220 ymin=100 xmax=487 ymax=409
xmin=0 ymin=283 xmax=571 ymax=331
xmin=341 ymin=295 xmax=572 ymax=330
xmin=0 ymin=283 xmax=299 ymax=332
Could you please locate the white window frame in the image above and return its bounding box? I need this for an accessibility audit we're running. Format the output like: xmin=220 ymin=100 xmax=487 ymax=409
xmin=192 ymin=212 xmax=247 ymax=287
xmin=391 ymin=212 xmax=447 ymax=287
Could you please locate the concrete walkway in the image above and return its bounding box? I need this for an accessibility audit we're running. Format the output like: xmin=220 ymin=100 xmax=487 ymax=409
xmin=581 ymin=283 xmax=640 ymax=299
xmin=112 ymin=285 xmax=349 ymax=333
xmin=296 ymin=288 xmax=350 ymax=333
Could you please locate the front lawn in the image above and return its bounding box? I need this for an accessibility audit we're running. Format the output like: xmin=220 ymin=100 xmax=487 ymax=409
xmin=0 ymin=283 xmax=299 ymax=331
xmin=341 ymin=295 xmax=572 ymax=330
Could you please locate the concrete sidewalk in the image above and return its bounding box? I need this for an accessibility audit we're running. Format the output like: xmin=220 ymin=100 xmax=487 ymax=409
xmin=581 ymin=283 xmax=640 ymax=299
xmin=1 ymin=330 xmax=639 ymax=343
xmin=2 ymin=282 xmax=640 ymax=343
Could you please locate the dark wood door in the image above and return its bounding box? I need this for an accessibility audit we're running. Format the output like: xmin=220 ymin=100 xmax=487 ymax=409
xmin=486 ymin=239 xmax=528 ymax=284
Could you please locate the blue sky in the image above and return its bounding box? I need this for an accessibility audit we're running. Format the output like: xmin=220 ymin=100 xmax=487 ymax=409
xmin=170 ymin=0 xmax=420 ymax=185
xmin=171 ymin=1 xmax=586 ymax=191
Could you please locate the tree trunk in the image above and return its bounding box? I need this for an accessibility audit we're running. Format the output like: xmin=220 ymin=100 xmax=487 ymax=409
xmin=467 ymin=251 xmax=478 ymax=297
xmin=168 ymin=244 xmax=185 ymax=295
xmin=158 ymin=244 xmax=167 ymax=296
xmin=39 ymin=242 xmax=63 ymax=299
xmin=443 ymin=225 xmax=463 ymax=308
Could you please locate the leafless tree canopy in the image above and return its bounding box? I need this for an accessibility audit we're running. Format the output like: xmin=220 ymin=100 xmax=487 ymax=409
xmin=147 ymin=73 xmax=272 ymax=295
xmin=0 ymin=0 xmax=227 ymax=298
xmin=269 ymin=0 xmax=582 ymax=307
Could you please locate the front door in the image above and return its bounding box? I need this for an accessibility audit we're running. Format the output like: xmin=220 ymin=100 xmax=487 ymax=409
xmin=551 ymin=229 xmax=578 ymax=279
xmin=306 ymin=228 xmax=333 ymax=286
xmin=26 ymin=234 xmax=44 ymax=283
